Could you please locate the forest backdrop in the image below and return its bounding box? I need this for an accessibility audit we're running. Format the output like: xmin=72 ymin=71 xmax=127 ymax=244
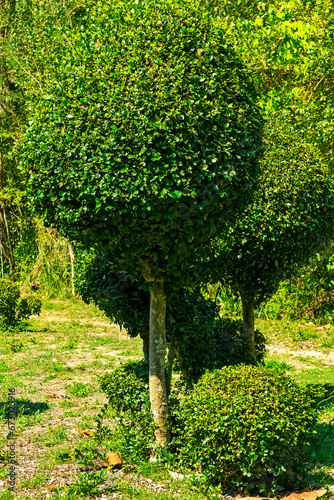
xmin=0 ymin=0 xmax=334 ymax=321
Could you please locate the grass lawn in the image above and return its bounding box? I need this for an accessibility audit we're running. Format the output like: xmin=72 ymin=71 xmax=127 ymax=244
xmin=0 ymin=300 xmax=333 ymax=499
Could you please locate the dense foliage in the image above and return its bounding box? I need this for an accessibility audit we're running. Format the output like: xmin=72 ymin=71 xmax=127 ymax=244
xmin=173 ymin=365 xmax=318 ymax=493
xmin=1 ymin=0 xmax=334 ymax=321
xmin=216 ymin=123 xmax=334 ymax=303
xmin=20 ymin=0 xmax=263 ymax=284
xmin=169 ymin=292 xmax=266 ymax=382
xmin=75 ymin=251 xmax=149 ymax=338
xmin=172 ymin=312 xmax=266 ymax=383
xmin=263 ymin=243 xmax=334 ymax=323
xmin=0 ymin=278 xmax=41 ymax=327
xmin=100 ymin=361 xmax=149 ymax=415
xmin=100 ymin=361 xmax=154 ymax=460
xmin=214 ymin=0 xmax=334 ymax=166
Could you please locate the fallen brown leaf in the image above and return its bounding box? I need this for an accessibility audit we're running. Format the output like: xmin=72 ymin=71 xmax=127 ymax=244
xmin=282 ymin=489 xmax=327 ymax=500
xmin=46 ymin=394 xmax=57 ymax=398
xmin=83 ymin=429 xmax=93 ymax=437
xmin=105 ymin=451 xmax=122 ymax=467
xmin=77 ymin=428 xmax=93 ymax=437
xmin=45 ymin=485 xmax=57 ymax=492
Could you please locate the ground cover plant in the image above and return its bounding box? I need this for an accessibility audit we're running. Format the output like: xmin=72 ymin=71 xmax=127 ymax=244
xmin=0 ymin=299 xmax=333 ymax=499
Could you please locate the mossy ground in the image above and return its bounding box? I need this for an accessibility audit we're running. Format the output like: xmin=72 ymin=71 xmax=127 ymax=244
xmin=0 ymin=300 xmax=333 ymax=499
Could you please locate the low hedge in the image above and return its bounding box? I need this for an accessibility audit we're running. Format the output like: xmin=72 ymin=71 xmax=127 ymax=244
xmin=172 ymin=365 xmax=318 ymax=493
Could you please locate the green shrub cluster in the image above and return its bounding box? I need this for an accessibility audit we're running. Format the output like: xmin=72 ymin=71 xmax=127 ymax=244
xmin=100 ymin=361 xmax=149 ymax=414
xmin=0 ymin=278 xmax=42 ymax=327
xmin=100 ymin=361 xmax=154 ymax=460
xmin=75 ymin=251 xmax=149 ymax=339
xmin=172 ymin=365 xmax=318 ymax=493
xmin=169 ymin=292 xmax=266 ymax=383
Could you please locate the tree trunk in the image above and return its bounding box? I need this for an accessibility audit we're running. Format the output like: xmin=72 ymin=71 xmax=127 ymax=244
xmin=166 ymin=339 xmax=175 ymax=398
xmin=149 ymin=280 xmax=169 ymax=447
xmin=240 ymin=290 xmax=257 ymax=365
xmin=2 ymin=205 xmax=14 ymax=271
xmin=69 ymin=242 xmax=75 ymax=295
xmin=0 ymin=247 xmax=3 ymax=278
xmin=0 ymin=152 xmax=15 ymax=274
xmin=140 ymin=331 xmax=149 ymax=365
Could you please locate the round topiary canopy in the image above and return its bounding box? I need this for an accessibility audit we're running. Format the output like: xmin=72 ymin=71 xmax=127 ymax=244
xmin=215 ymin=122 xmax=334 ymax=301
xmin=22 ymin=0 xmax=263 ymax=283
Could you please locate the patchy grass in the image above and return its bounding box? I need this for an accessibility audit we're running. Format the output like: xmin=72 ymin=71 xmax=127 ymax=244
xmin=0 ymin=299 xmax=333 ymax=498
xmin=257 ymin=317 xmax=334 ymax=351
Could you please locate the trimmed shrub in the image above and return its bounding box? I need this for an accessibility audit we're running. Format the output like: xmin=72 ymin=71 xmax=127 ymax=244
xmin=100 ymin=361 xmax=149 ymax=415
xmin=0 ymin=278 xmax=42 ymax=327
xmin=170 ymin=292 xmax=266 ymax=383
xmin=17 ymin=295 xmax=42 ymax=320
xmin=75 ymin=251 xmax=149 ymax=339
xmin=173 ymin=365 xmax=318 ymax=493
xmin=100 ymin=361 xmax=154 ymax=461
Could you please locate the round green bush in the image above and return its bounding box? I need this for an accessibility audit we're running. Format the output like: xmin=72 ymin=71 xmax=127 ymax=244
xmin=75 ymin=251 xmax=149 ymax=339
xmin=22 ymin=0 xmax=263 ymax=286
xmin=0 ymin=278 xmax=20 ymax=326
xmin=17 ymin=295 xmax=42 ymax=321
xmin=173 ymin=365 xmax=318 ymax=493
xmin=0 ymin=278 xmax=42 ymax=327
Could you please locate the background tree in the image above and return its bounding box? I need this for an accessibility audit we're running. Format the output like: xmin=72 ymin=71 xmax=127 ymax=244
xmin=20 ymin=0 xmax=263 ymax=445
xmin=213 ymin=121 xmax=334 ymax=362
xmin=0 ymin=0 xmax=26 ymax=275
xmin=210 ymin=0 xmax=334 ymax=166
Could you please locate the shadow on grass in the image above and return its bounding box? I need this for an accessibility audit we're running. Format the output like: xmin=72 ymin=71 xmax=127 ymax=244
xmin=305 ymin=383 xmax=334 ymax=409
xmin=311 ymin=420 xmax=334 ymax=471
xmin=307 ymin=468 xmax=334 ymax=489
xmin=0 ymin=398 xmax=49 ymax=417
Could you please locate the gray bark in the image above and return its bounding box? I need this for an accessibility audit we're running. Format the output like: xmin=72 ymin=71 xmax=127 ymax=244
xmin=69 ymin=243 xmax=75 ymax=295
xmin=148 ymin=281 xmax=169 ymax=446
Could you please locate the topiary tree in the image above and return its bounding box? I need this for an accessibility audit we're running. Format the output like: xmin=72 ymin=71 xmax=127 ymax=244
xmin=213 ymin=121 xmax=334 ymax=362
xmin=21 ymin=0 xmax=263 ymax=445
